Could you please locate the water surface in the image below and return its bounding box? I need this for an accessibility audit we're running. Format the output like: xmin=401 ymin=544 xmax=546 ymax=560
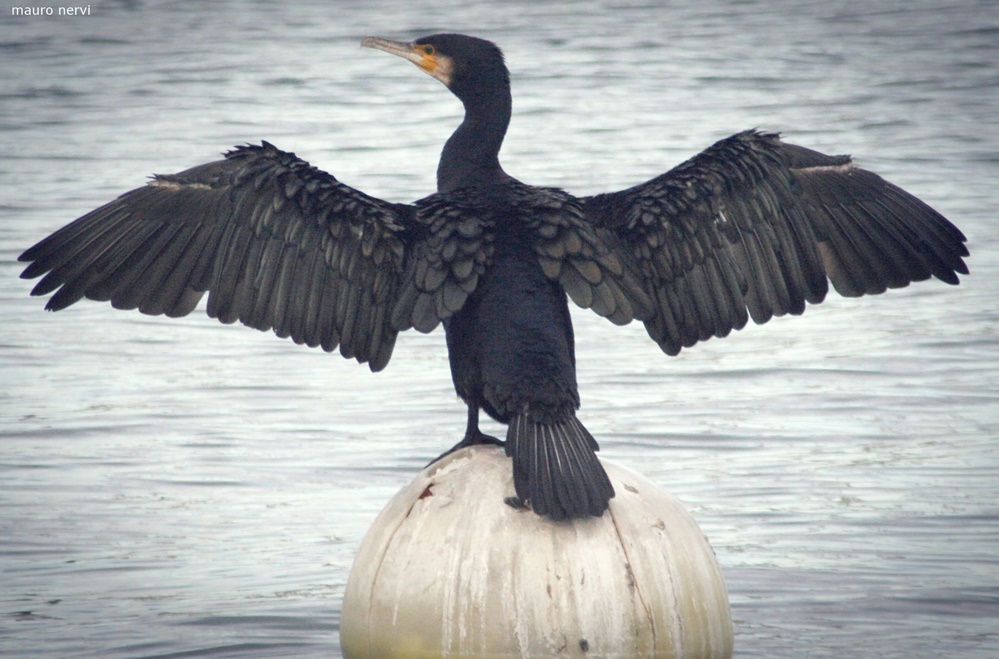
xmin=2 ymin=1 xmax=997 ymax=657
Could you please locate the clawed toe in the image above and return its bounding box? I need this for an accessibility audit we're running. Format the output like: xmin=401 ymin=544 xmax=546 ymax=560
xmin=427 ymin=429 xmax=505 ymax=467
xmin=504 ymin=496 xmax=529 ymax=511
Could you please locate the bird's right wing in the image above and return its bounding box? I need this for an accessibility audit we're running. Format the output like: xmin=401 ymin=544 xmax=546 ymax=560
xmin=19 ymin=143 xmax=413 ymax=371
xmin=582 ymin=130 xmax=968 ymax=356
xmin=780 ymin=141 xmax=968 ymax=296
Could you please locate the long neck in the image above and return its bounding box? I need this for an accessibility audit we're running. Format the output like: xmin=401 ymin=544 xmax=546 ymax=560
xmin=437 ymin=82 xmax=512 ymax=193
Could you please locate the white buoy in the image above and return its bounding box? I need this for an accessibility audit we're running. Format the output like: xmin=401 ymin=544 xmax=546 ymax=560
xmin=341 ymin=446 xmax=732 ymax=658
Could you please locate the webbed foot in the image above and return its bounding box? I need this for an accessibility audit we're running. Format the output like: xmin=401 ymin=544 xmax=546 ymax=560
xmin=504 ymin=496 xmax=530 ymax=512
xmin=428 ymin=427 xmax=504 ymax=466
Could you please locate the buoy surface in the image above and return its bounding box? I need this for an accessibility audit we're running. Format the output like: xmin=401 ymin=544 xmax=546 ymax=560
xmin=341 ymin=446 xmax=732 ymax=658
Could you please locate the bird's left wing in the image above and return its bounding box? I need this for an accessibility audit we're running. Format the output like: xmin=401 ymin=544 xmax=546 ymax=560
xmin=389 ymin=190 xmax=495 ymax=333
xmin=581 ymin=130 xmax=968 ymax=356
xmin=19 ymin=143 xmax=413 ymax=371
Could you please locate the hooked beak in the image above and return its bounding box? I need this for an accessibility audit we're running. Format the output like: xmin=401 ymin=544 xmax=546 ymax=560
xmin=362 ymin=36 xmax=452 ymax=86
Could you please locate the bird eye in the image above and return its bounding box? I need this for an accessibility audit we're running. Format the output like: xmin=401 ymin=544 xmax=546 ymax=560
xmin=423 ymin=45 xmax=435 ymax=56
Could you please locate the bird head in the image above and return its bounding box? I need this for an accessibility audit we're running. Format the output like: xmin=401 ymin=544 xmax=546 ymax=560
xmin=362 ymin=33 xmax=509 ymax=103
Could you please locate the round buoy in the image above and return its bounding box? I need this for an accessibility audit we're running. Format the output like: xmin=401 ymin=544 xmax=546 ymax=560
xmin=341 ymin=446 xmax=732 ymax=658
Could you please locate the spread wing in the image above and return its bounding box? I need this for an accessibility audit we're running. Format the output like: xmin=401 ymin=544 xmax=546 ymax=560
xmin=19 ymin=143 xmax=414 ymax=371
xmin=582 ymin=130 xmax=969 ymax=355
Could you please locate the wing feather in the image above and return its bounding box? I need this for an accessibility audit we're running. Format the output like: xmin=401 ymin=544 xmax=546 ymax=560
xmin=582 ymin=130 xmax=968 ymax=355
xmin=19 ymin=143 xmax=414 ymax=371
xmin=391 ymin=192 xmax=495 ymax=334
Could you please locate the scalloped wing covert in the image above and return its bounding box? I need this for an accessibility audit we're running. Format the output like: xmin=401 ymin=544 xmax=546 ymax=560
xmin=390 ymin=182 xmax=654 ymax=336
xmin=390 ymin=191 xmax=495 ymax=334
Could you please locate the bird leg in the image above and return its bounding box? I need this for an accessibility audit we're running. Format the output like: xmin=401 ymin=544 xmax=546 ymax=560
xmin=427 ymin=404 xmax=504 ymax=466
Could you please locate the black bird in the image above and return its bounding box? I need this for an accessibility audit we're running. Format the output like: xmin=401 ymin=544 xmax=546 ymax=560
xmin=19 ymin=34 xmax=968 ymax=521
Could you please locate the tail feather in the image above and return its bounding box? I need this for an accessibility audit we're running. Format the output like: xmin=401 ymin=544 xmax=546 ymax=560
xmin=506 ymin=414 xmax=615 ymax=520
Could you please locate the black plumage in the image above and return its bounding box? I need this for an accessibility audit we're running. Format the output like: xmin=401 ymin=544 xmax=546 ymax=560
xmin=19 ymin=34 xmax=968 ymax=521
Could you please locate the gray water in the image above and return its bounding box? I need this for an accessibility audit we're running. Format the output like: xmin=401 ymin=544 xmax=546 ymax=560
xmin=2 ymin=0 xmax=997 ymax=657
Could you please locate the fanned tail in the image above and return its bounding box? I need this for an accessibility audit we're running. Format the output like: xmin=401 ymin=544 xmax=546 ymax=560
xmin=506 ymin=413 xmax=615 ymax=520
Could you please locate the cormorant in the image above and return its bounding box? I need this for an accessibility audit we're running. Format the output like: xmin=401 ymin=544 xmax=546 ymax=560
xmin=19 ymin=34 xmax=969 ymax=521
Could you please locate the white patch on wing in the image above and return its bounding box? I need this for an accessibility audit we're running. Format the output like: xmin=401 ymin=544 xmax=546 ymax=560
xmin=794 ymin=163 xmax=857 ymax=175
xmin=148 ymin=179 xmax=214 ymax=190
